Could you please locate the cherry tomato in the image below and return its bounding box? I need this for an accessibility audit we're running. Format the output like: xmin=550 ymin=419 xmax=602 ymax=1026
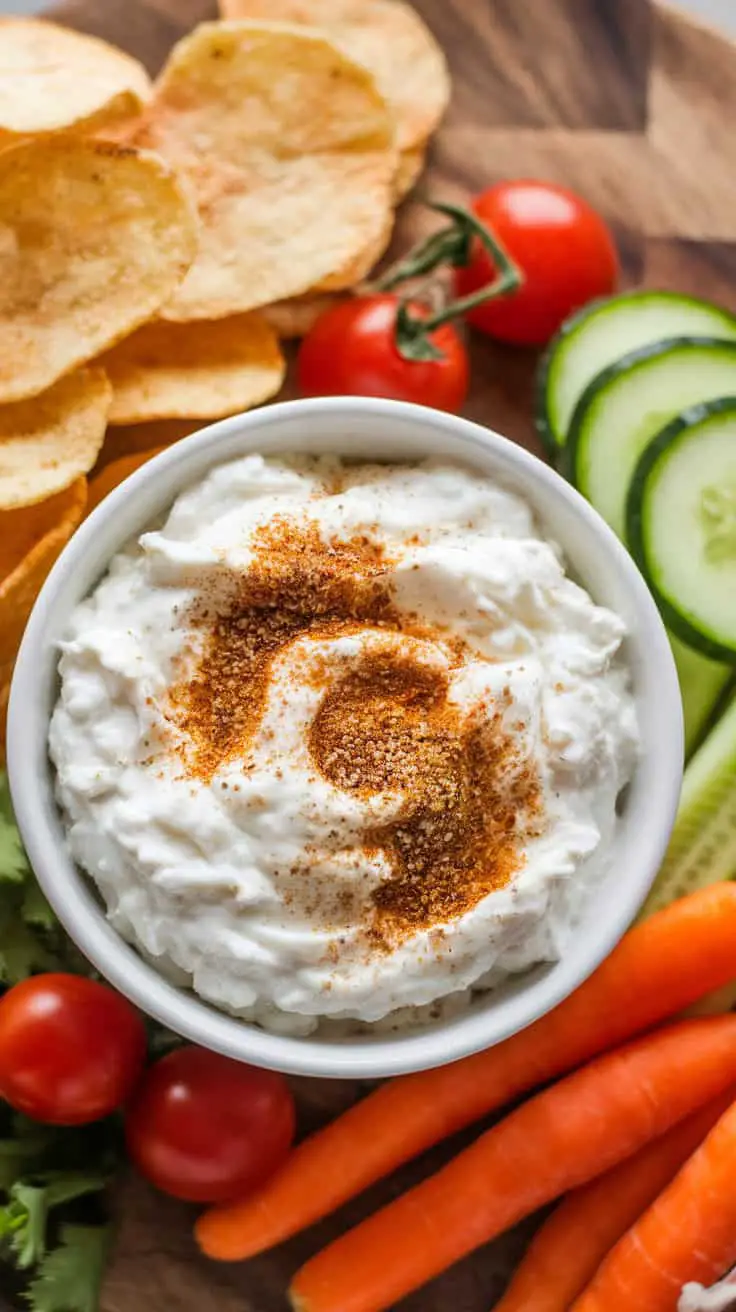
xmin=297 ymin=294 xmax=469 ymax=413
xmin=0 ymin=974 xmax=146 ymax=1126
xmin=454 ymin=180 xmax=618 ymax=345
xmin=125 ymin=1046 xmax=295 ymax=1203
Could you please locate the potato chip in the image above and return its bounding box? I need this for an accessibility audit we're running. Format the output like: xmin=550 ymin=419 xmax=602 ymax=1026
xmin=315 ymin=205 xmax=394 ymax=291
xmin=88 ymin=448 xmax=165 ymax=514
xmin=394 ymin=143 xmax=427 ymax=201
xmin=0 ymin=478 xmax=87 ymax=585
xmin=0 ymin=367 xmax=110 ymax=510
xmin=135 ymin=22 xmax=396 ymax=321
xmin=0 ymin=19 xmax=151 ymax=141
xmin=0 ymin=476 xmax=87 ymax=687
xmin=296 ymin=146 xmax=423 ymax=296
xmin=262 ymin=293 xmax=342 ymax=339
xmin=0 ymin=135 xmax=198 ymax=405
xmin=264 ymin=152 xmax=422 ymax=330
xmin=101 ymin=419 xmax=201 ymax=467
xmin=101 ymin=314 xmax=285 ymax=424
xmin=218 ymin=0 xmax=450 ymax=152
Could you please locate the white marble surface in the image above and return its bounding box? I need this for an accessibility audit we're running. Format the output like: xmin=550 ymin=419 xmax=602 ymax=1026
xmin=2 ymin=0 xmax=736 ymax=31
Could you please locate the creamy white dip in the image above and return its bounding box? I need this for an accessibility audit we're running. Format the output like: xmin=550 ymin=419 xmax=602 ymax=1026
xmin=49 ymin=456 xmax=638 ymax=1035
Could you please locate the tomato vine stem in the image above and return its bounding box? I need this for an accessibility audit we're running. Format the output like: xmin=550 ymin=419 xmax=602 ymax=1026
xmin=374 ymin=201 xmax=524 ymax=361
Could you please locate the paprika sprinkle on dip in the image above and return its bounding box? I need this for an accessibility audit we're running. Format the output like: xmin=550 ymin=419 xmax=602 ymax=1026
xmin=311 ymin=652 xmax=541 ymax=944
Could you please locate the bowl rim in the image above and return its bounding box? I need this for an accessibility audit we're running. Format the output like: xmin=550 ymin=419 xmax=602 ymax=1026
xmin=7 ymin=397 xmax=683 ymax=1078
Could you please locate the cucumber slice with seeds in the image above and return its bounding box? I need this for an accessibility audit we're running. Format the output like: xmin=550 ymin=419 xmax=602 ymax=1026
xmin=627 ymin=398 xmax=736 ymax=661
xmin=567 ymin=338 xmax=736 ymax=540
xmin=640 ymin=693 xmax=736 ymax=918
xmin=537 ymin=291 xmax=736 ymax=457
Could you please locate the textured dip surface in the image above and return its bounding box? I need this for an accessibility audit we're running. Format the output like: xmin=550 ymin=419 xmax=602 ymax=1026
xmin=50 ymin=456 xmax=638 ymax=1034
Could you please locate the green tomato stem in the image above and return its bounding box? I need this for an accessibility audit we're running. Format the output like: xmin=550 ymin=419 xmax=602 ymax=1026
xmin=374 ymin=201 xmax=524 ymax=362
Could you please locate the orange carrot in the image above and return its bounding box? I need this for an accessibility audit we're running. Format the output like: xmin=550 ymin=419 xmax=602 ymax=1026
xmin=289 ymin=1017 xmax=736 ymax=1312
xmin=572 ymin=1094 xmax=736 ymax=1311
xmin=197 ymin=885 xmax=736 ymax=1262
xmin=493 ymin=1091 xmax=736 ymax=1312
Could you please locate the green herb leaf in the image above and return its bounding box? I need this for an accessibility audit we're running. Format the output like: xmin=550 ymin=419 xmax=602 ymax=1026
xmin=0 ymin=771 xmax=64 ymax=984
xmin=0 ymin=901 xmax=59 ymax=985
xmin=34 ymin=1174 xmax=108 ymax=1214
xmin=21 ymin=881 xmax=58 ymax=932
xmin=1 ymin=1182 xmax=50 ymax=1269
xmin=0 ymin=776 xmax=30 ymax=885
xmin=25 ymin=1225 xmax=110 ymax=1312
xmin=0 ymin=1138 xmax=52 ymax=1193
xmin=0 ymin=1172 xmax=109 ymax=1272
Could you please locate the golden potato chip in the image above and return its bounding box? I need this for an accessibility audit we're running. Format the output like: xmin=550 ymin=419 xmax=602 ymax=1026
xmin=0 ymin=19 xmax=151 ymax=141
xmin=101 ymin=314 xmax=285 ymax=425
xmin=265 ymin=158 xmax=419 ymax=325
xmin=0 ymin=477 xmax=87 ymax=684
xmin=0 ymin=367 xmax=110 ymax=510
xmin=315 ymin=205 xmax=394 ymax=291
xmin=0 ymin=479 xmax=87 ymax=585
xmin=88 ymin=448 xmax=165 ymax=514
xmin=218 ymin=0 xmax=450 ymax=152
xmin=394 ymin=143 xmax=427 ymax=201
xmin=100 ymin=419 xmax=201 ymax=467
xmin=262 ymin=293 xmax=342 ymax=339
xmin=0 ymin=135 xmax=198 ymax=405
xmin=135 ymin=22 xmax=396 ymax=321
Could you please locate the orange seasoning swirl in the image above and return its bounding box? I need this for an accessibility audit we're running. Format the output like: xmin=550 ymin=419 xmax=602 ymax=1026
xmin=311 ymin=654 xmax=541 ymax=946
xmin=169 ymin=517 xmax=393 ymax=782
xmin=168 ymin=514 xmax=543 ymax=948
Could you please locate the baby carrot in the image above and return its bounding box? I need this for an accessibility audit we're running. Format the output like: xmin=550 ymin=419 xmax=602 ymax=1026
xmin=571 ymin=1095 xmax=736 ymax=1312
xmin=197 ymin=884 xmax=736 ymax=1262
xmin=290 ymin=1016 xmax=736 ymax=1312
xmin=493 ymin=1091 xmax=735 ymax=1312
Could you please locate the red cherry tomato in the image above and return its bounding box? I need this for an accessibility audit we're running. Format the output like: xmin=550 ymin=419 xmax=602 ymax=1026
xmin=0 ymin=974 xmax=146 ymax=1126
xmin=454 ymin=180 xmax=618 ymax=345
xmin=125 ymin=1046 xmax=295 ymax=1203
xmin=297 ymin=294 xmax=469 ymax=413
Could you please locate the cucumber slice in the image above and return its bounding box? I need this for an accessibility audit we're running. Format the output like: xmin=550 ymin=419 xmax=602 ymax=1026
xmin=627 ymin=398 xmax=736 ymax=660
xmin=537 ymin=292 xmax=736 ymax=457
xmin=567 ymin=338 xmax=736 ymax=540
xmin=671 ymin=633 xmax=736 ymax=759
xmin=640 ymin=692 xmax=736 ymax=918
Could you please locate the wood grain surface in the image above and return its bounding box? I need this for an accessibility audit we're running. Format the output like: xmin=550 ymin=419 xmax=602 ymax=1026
xmin=29 ymin=0 xmax=736 ymax=1308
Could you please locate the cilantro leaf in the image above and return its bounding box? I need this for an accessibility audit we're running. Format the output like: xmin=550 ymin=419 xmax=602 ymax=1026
xmin=0 ymin=1137 xmax=52 ymax=1193
xmin=1 ymin=1183 xmax=49 ymax=1269
xmin=0 ymin=1174 xmax=106 ymax=1270
xmin=0 ymin=770 xmax=64 ymax=984
xmin=25 ymin=1225 xmax=110 ymax=1312
xmin=21 ymin=882 xmax=57 ymax=933
xmin=0 ymin=900 xmax=58 ymax=985
xmin=38 ymin=1174 xmax=108 ymax=1212
xmin=0 ymin=776 xmax=30 ymax=885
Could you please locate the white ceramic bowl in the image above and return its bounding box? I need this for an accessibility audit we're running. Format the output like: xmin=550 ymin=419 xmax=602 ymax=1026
xmin=7 ymin=398 xmax=682 ymax=1079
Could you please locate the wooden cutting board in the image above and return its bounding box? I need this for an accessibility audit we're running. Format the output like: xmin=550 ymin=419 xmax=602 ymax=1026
xmin=27 ymin=0 xmax=736 ymax=1308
